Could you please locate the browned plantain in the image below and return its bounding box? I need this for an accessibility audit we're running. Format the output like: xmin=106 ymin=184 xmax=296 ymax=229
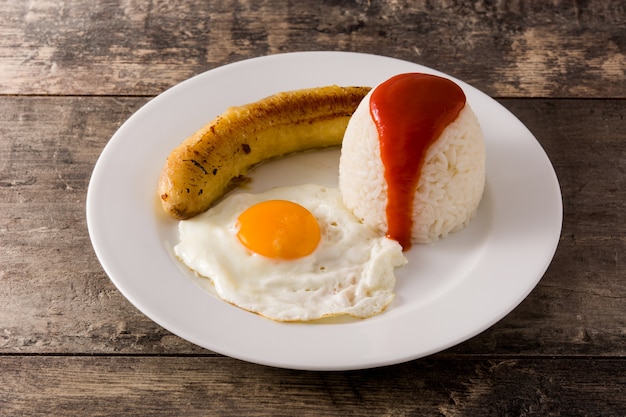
xmin=158 ymin=85 xmax=371 ymax=219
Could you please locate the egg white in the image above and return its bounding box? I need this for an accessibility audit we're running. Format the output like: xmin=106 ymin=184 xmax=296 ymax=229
xmin=174 ymin=184 xmax=407 ymax=321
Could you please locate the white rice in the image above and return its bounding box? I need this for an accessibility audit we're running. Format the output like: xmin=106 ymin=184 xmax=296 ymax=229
xmin=338 ymin=90 xmax=485 ymax=244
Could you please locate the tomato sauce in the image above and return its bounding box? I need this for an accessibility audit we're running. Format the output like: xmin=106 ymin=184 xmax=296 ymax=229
xmin=369 ymin=73 xmax=466 ymax=249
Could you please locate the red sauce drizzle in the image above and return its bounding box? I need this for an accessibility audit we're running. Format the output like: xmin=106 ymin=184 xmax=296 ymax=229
xmin=370 ymin=73 xmax=466 ymax=250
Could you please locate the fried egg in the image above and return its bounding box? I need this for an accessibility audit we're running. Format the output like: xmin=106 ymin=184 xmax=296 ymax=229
xmin=174 ymin=184 xmax=407 ymax=322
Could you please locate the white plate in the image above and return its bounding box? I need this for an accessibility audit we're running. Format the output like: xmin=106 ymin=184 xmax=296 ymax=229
xmin=87 ymin=52 xmax=562 ymax=371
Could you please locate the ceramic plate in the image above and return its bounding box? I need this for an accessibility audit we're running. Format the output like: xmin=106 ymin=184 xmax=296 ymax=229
xmin=87 ymin=52 xmax=562 ymax=370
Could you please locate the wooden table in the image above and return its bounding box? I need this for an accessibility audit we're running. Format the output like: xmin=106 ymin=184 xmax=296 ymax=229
xmin=1 ymin=1 xmax=624 ymax=415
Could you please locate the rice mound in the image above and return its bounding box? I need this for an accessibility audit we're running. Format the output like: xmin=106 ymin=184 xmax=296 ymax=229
xmin=338 ymin=90 xmax=485 ymax=244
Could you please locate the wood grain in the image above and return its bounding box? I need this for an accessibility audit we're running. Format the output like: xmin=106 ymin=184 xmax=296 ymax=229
xmin=1 ymin=96 xmax=624 ymax=356
xmin=0 ymin=0 xmax=624 ymax=98
xmin=1 ymin=356 xmax=624 ymax=416
xmin=0 ymin=96 xmax=204 ymax=354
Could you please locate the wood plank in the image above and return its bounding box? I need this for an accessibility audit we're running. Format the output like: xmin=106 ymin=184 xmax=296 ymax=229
xmin=1 ymin=96 xmax=624 ymax=357
xmin=0 ymin=0 xmax=624 ymax=97
xmin=0 ymin=96 xmax=206 ymax=354
xmin=0 ymin=356 xmax=624 ymax=416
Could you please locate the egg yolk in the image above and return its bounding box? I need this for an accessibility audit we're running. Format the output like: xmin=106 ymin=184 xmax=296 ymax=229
xmin=236 ymin=200 xmax=321 ymax=260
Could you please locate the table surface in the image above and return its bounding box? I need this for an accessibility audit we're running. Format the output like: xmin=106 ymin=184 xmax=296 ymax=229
xmin=1 ymin=1 xmax=625 ymax=415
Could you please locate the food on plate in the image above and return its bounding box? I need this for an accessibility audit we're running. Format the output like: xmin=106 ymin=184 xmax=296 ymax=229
xmin=169 ymin=73 xmax=485 ymax=322
xmin=174 ymin=184 xmax=407 ymax=322
xmin=158 ymin=85 xmax=371 ymax=219
xmin=339 ymin=73 xmax=485 ymax=249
